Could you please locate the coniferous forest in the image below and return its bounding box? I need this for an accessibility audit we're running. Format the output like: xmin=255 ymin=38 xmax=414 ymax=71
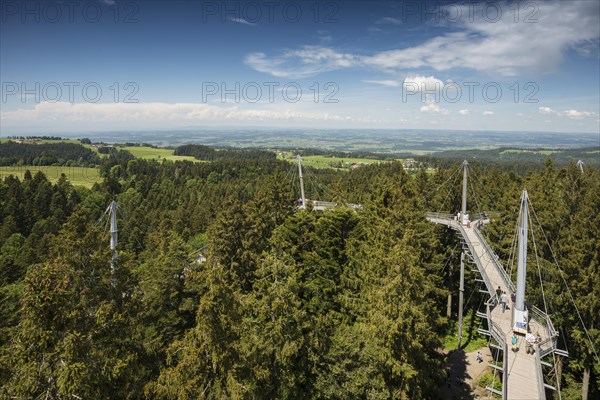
xmin=0 ymin=153 xmax=598 ymax=399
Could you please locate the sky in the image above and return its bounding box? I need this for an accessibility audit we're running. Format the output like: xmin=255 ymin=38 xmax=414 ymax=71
xmin=1 ymin=0 xmax=599 ymax=134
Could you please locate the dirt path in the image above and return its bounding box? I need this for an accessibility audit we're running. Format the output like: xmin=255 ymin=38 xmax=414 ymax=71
xmin=440 ymin=346 xmax=493 ymax=399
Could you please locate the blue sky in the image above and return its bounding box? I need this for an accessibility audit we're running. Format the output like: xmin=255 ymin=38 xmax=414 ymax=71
xmin=1 ymin=0 xmax=599 ymax=134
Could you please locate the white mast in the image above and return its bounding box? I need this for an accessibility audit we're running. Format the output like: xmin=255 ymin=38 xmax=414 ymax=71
xmin=107 ymin=200 xmax=119 ymax=273
xmin=456 ymin=160 xmax=469 ymax=347
xmin=297 ymin=155 xmax=306 ymax=209
xmin=513 ymin=190 xmax=529 ymax=334
xmin=461 ymin=160 xmax=468 ymax=225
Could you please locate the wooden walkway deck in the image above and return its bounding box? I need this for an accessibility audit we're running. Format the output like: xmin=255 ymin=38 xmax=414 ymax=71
xmin=427 ymin=214 xmax=554 ymax=399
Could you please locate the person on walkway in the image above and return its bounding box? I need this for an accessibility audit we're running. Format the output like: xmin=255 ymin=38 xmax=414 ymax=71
xmin=476 ymin=351 xmax=483 ymax=363
xmin=496 ymin=286 xmax=502 ymax=303
xmin=500 ymin=291 xmax=509 ymax=313
xmin=511 ymin=334 xmax=518 ymax=352
xmin=525 ymin=333 xmax=536 ymax=354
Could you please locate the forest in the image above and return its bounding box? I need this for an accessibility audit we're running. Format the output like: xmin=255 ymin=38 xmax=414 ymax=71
xmin=0 ymin=142 xmax=101 ymax=167
xmin=174 ymin=144 xmax=276 ymax=161
xmin=0 ymin=151 xmax=597 ymax=399
xmin=417 ymin=147 xmax=599 ymax=171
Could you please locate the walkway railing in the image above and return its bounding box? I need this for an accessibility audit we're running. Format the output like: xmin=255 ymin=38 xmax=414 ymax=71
xmin=425 ymin=212 xmax=454 ymax=221
xmin=488 ymin=317 xmax=509 ymax=399
xmin=530 ymin=305 xmax=559 ymax=358
xmin=472 ymin=226 xmax=515 ymax=293
xmin=535 ymin=348 xmax=547 ymax=397
xmin=306 ymin=200 xmax=363 ymax=211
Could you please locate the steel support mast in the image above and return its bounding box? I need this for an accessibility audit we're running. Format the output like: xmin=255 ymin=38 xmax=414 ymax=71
xmin=297 ymin=155 xmax=306 ymax=209
xmin=461 ymin=160 xmax=468 ymax=224
xmin=457 ymin=160 xmax=468 ymax=348
xmin=107 ymin=200 xmax=119 ymax=273
xmin=513 ymin=190 xmax=529 ymax=334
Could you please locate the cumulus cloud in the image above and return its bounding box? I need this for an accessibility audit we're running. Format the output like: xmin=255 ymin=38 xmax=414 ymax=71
xmin=539 ymin=106 xmax=556 ymax=115
xmin=246 ymin=1 xmax=599 ymax=78
xmin=402 ymin=75 xmax=449 ymax=114
xmin=459 ymin=109 xmax=469 ymax=115
xmin=403 ymin=75 xmax=444 ymax=92
xmin=538 ymin=106 xmax=598 ymax=119
xmin=560 ymin=109 xmax=597 ymax=119
xmin=420 ymin=98 xmax=449 ymax=115
xmin=483 ymin=111 xmax=494 ymax=116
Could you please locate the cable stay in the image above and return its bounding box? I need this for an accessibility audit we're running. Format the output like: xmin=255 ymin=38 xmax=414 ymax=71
xmin=528 ymin=201 xmax=599 ymax=366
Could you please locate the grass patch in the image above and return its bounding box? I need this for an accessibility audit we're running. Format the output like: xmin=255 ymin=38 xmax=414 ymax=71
xmin=121 ymin=146 xmax=200 ymax=162
xmin=278 ymin=153 xmax=400 ymax=170
xmin=499 ymin=149 xmax=558 ymax=155
xmin=0 ymin=165 xmax=101 ymax=188
xmin=478 ymin=371 xmax=502 ymax=397
xmin=443 ymin=309 xmax=489 ymax=352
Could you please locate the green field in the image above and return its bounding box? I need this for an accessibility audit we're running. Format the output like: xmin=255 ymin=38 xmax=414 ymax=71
xmin=122 ymin=146 xmax=200 ymax=162
xmin=499 ymin=149 xmax=557 ymax=155
xmin=278 ymin=153 xmax=398 ymax=170
xmin=0 ymin=166 xmax=101 ymax=188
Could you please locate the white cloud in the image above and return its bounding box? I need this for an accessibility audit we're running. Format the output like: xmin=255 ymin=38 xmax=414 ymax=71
xmin=317 ymin=30 xmax=333 ymax=44
xmin=244 ymin=46 xmax=360 ymax=78
xmin=561 ymin=109 xmax=597 ymax=120
xmin=402 ymin=75 xmax=449 ymax=114
xmin=483 ymin=111 xmax=494 ymax=116
xmin=364 ymin=80 xmax=400 ymax=87
xmin=229 ymin=17 xmax=256 ymax=26
xmin=538 ymin=106 xmax=598 ymax=119
xmin=420 ymin=98 xmax=449 ymax=115
xmin=375 ymin=17 xmax=403 ymax=25
xmin=459 ymin=109 xmax=469 ymax=115
xmin=516 ymin=113 xmax=524 ymax=117
xmin=539 ymin=106 xmax=556 ymax=115
xmin=0 ymin=102 xmax=372 ymax=125
xmin=246 ymin=1 xmax=599 ymax=78
xmin=99 ymin=0 xmax=115 ymax=5
xmin=403 ymin=75 xmax=444 ymax=92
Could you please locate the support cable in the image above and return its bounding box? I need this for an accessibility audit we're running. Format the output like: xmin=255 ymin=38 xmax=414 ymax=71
xmin=435 ymin=165 xmax=463 ymax=214
xmin=529 ymin=206 xmax=563 ymax=400
xmin=529 ymin=200 xmax=599 ymax=364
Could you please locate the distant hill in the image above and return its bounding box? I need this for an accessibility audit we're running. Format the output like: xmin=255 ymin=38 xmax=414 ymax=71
xmin=59 ymin=128 xmax=599 ymax=154
xmin=417 ymin=147 xmax=599 ymax=169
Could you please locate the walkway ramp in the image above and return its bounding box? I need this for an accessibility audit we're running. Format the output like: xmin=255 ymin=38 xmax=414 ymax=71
xmin=427 ymin=213 xmax=560 ymax=400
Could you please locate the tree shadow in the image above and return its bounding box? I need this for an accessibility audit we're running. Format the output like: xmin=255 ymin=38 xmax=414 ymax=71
xmin=439 ymin=298 xmax=488 ymax=398
xmin=440 ymin=349 xmax=476 ymax=400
